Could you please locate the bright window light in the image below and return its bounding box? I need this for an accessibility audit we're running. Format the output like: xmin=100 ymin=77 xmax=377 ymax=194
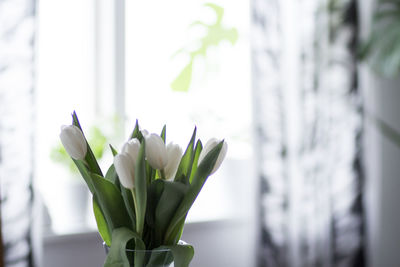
xmin=35 ymin=0 xmax=96 ymax=232
xmin=125 ymin=1 xmax=251 ymax=160
xmin=125 ymin=0 xmax=252 ymax=221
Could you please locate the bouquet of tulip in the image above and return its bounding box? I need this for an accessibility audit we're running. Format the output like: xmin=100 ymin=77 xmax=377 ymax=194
xmin=59 ymin=112 xmax=227 ymax=267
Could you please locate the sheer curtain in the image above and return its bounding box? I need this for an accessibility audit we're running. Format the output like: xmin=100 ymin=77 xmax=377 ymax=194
xmin=251 ymin=0 xmax=364 ymax=266
xmin=0 ymin=0 xmax=36 ymax=266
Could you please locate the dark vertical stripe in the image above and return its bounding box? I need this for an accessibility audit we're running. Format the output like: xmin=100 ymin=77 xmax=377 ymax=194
xmin=0 ymin=189 xmax=4 ymax=267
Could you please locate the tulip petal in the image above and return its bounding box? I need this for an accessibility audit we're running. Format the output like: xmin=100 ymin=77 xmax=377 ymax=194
xmin=211 ymin=141 xmax=227 ymax=174
xmin=165 ymin=142 xmax=183 ymax=180
xmin=114 ymin=153 xmax=135 ymax=189
xmin=60 ymin=125 xmax=87 ymax=160
xmin=145 ymin=134 xmax=168 ymax=170
xmin=122 ymin=138 xmax=140 ymax=163
xmin=198 ymin=138 xmax=227 ymax=174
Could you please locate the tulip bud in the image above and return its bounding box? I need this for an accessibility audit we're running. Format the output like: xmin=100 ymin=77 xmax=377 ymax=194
xmin=114 ymin=152 xmax=135 ymax=189
xmin=141 ymin=129 xmax=149 ymax=137
xmin=198 ymin=138 xmax=228 ymax=174
xmin=122 ymin=138 xmax=140 ymax=163
xmin=164 ymin=142 xmax=183 ymax=180
xmin=60 ymin=125 xmax=87 ymax=160
xmin=145 ymin=133 xmax=168 ymax=170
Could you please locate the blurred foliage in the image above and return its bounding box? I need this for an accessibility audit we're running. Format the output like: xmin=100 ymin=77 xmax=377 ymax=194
xmin=171 ymin=3 xmax=238 ymax=92
xmin=50 ymin=125 xmax=108 ymax=177
xmin=359 ymin=0 xmax=400 ymax=77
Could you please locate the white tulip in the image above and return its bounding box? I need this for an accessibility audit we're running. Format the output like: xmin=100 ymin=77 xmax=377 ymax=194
xmin=141 ymin=129 xmax=149 ymax=137
xmin=145 ymin=133 xmax=168 ymax=170
xmin=59 ymin=125 xmax=87 ymax=160
xmin=164 ymin=142 xmax=183 ymax=180
xmin=122 ymin=138 xmax=140 ymax=163
xmin=198 ymin=138 xmax=228 ymax=174
xmin=114 ymin=152 xmax=135 ymax=189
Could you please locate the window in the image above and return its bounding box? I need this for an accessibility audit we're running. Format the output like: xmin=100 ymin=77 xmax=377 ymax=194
xmin=124 ymin=0 xmax=253 ymax=221
xmin=35 ymin=0 xmax=253 ymax=233
xmin=35 ymin=0 xmax=97 ymax=232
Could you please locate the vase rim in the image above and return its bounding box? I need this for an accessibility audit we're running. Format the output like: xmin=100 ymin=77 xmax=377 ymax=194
xmin=103 ymin=242 xmax=174 ymax=253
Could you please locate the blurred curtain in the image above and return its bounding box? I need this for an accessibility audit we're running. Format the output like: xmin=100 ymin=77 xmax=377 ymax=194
xmin=0 ymin=0 xmax=36 ymax=266
xmin=1 ymin=198 xmax=3 ymax=267
xmin=252 ymin=0 xmax=364 ymax=266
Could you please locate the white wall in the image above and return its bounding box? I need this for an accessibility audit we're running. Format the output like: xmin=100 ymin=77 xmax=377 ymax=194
xmin=359 ymin=1 xmax=400 ymax=266
xmin=362 ymin=74 xmax=400 ymax=267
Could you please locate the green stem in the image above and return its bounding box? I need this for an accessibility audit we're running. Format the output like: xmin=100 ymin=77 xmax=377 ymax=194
xmin=160 ymin=169 xmax=166 ymax=180
xmin=131 ymin=189 xmax=142 ymax=237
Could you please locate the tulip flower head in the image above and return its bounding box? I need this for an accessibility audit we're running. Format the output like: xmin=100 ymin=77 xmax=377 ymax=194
xmin=164 ymin=142 xmax=183 ymax=180
xmin=60 ymin=125 xmax=87 ymax=160
xmin=114 ymin=152 xmax=135 ymax=189
xmin=145 ymin=134 xmax=168 ymax=170
xmin=198 ymin=138 xmax=228 ymax=174
xmin=122 ymin=138 xmax=140 ymax=163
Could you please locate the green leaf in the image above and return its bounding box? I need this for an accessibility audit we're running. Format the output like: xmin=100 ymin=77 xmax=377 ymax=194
xmin=147 ymin=162 xmax=157 ymax=183
xmin=109 ymin=144 xmax=118 ymax=156
xmin=145 ymin=249 xmax=173 ymax=267
xmin=130 ymin=122 xmax=156 ymax=183
xmin=105 ymin=164 xmax=119 ymax=185
xmin=106 ymin=164 xmax=137 ymax=230
xmin=91 ymin=173 xmax=132 ymax=231
xmin=93 ymin=195 xmax=112 ymax=246
xmin=134 ymin=141 xmax=147 ymax=237
xmin=104 ymin=227 xmax=145 ymax=267
xmin=121 ymin=186 xmax=136 ymax=231
xmin=146 ymin=180 xmax=165 ymax=230
xmin=160 ymin=125 xmax=166 ymax=143
xmin=156 ymin=243 xmax=194 ymax=267
xmin=204 ymin=3 xmax=224 ymax=23
xmin=174 ymin=127 xmax=197 ymax=184
xmin=72 ymin=111 xmax=103 ymax=177
xmin=189 ymin=140 xmax=203 ymax=183
xmin=165 ymin=141 xmax=224 ymax=243
xmin=167 ymin=217 xmax=186 ymax=245
xmin=361 ymin=0 xmax=400 ymax=77
xmin=72 ymin=158 xmax=95 ymax=193
xmin=130 ymin=120 xmax=144 ymax=141
xmin=171 ymin=61 xmax=193 ymax=92
xmin=154 ymin=181 xmax=188 ymax=247
xmin=170 ymin=3 xmax=238 ymax=92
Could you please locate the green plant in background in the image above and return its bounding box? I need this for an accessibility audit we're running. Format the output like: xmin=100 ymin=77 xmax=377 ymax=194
xmin=51 ymin=125 xmax=108 ymax=177
xmin=359 ymin=0 xmax=400 ymax=77
xmin=59 ymin=112 xmax=227 ymax=267
xmin=356 ymin=0 xmax=400 ymax=148
xmin=171 ymin=2 xmax=238 ymax=92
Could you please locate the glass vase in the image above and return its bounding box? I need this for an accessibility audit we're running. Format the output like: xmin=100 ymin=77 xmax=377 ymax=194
xmin=104 ymin=243 xmax=174 ymax=267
